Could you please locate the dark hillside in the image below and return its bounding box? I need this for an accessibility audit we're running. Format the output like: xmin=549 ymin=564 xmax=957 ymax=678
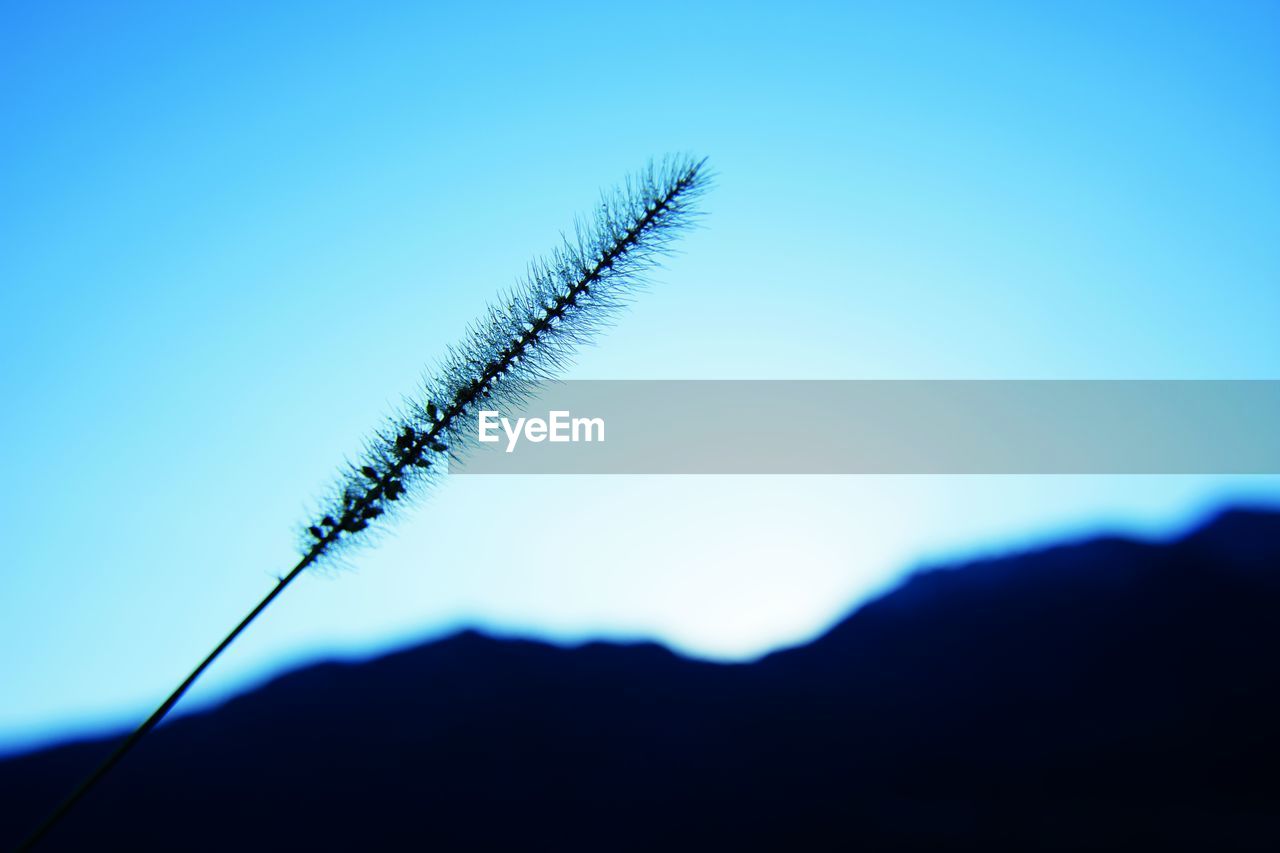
xmin=3 ymin=508 xmax=1278 ymax=850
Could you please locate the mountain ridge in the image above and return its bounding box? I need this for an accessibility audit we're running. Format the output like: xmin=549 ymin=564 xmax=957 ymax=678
xmin=3 ymin=505 xmax=1278 ymax=850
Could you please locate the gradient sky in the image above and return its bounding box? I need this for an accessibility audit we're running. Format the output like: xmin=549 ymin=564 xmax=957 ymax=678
xmin=2 ymin=0 xmax=1278 ymax=753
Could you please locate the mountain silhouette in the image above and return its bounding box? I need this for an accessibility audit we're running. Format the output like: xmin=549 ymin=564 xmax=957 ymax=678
xmin=3 ymin=507 xmax=1278 ymax=850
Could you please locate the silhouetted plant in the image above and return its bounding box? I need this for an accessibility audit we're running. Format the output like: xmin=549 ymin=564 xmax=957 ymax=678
xmin=304 ymin=155 xmax=709 ymax=565
xmin=24 ymin=155 xmax=711 ymax=848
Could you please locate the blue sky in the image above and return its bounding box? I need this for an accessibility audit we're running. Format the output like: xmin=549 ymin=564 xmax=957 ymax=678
xmin=2 ymin=0 xmax=1278 ymax=752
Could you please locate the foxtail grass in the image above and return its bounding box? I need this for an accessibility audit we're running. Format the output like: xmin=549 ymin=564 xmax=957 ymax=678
xmin=22 ymin=155 xmax=711 ymax=848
